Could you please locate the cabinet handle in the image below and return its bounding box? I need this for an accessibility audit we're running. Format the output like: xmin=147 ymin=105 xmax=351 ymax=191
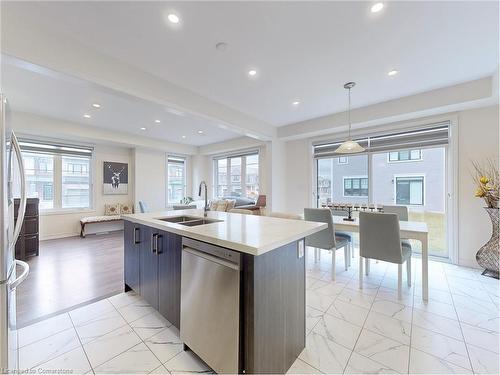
xmin=156 ymin=234 xmax=163 ymax=255
xmin=151 ymin=233 xmax=157 ymax=253
xmin=134 ymin=227 xmax=141 ymax=244
xmin=134 ymin=227 xmax=140 ymax=244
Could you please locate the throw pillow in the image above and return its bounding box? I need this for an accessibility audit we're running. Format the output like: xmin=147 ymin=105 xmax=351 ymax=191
xmin=120 ymin=203 xmax=133 ymax=214
xmin=104 ymin=203 xmax=120 ymax=216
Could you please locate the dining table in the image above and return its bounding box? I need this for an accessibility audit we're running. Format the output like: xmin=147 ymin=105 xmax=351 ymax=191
xmin=331 ymin=215 xmax=430 ymax=301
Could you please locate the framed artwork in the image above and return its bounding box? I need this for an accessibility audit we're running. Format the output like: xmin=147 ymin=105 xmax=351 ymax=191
xmin=103 ymin=161 xmax=128 ymax=195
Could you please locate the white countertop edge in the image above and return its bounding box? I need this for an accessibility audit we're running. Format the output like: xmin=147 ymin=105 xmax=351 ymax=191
xmin=122 ymin=211 xmax=327 ymax=256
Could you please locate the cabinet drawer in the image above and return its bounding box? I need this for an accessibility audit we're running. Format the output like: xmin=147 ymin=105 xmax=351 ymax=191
xmin=24 ymin=234 xmax=39 ymax=257
xmin=23 ymin=217 xmax=39 ymax=235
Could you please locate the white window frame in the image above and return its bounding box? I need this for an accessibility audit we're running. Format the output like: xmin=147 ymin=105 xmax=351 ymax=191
xmin=393 ymin=174 xmax=426 ymax=206
xmin=166 ymin=155 xmax=187 ymax=206
xmin=387 ymin=149 xmax=423 ymax=163
xmin=337 ymin=156 xmax=348 ymax=165
xmin=342 ymin=175 xmax=369 ymax=198
xmin=18 ymin=142 xmax=95 ymax=214
xmin=213 ymin=151 xmax=259 ymax=199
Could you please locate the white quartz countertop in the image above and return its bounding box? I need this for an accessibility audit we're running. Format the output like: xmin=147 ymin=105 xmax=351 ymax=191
xmin=122 ymin=209 xmax=326 ymax=256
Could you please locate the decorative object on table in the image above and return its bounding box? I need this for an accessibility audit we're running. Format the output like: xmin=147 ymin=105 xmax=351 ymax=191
xmin=321 ymin=202 xmax=384 ymax=221
xmin=334 ymin=82 xmax=365 ymax=154
xmin=472 ymin=159 xmax=499 ymax=278
xmin=180 ymin=196 xmax=194 ymax=205
xmin=103 ymin=161 xmax=128 ymax=194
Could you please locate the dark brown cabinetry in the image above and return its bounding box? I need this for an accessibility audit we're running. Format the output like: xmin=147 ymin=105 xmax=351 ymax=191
xmin=14 ymin=198 xmax=40 ymax=261
xmin=124 ymin=223 xmax=182 ymax=329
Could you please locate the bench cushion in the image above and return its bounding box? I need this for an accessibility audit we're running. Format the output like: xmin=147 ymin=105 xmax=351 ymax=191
xmin=80 ymin=215 xmax=121 ymax=224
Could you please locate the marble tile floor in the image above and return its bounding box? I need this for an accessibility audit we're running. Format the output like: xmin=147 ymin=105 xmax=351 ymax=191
xmin=16 ymin=249 xmax=499 ymax=374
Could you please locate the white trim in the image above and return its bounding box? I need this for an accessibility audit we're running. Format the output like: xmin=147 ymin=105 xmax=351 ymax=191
xmin=342 ymin=176 xmax=369 ymax=198
xmin=337 ymin=156 xmax=348 ymax=165
xmin=393 ymin=174 xmax=426 ymax=206
xmin=448 ymin=116 xmax=459 ymax=265
xmin=166 ymin=154 xmax=187 ymax=206
xmin=387 ymin=149 xmax=423 ymax=163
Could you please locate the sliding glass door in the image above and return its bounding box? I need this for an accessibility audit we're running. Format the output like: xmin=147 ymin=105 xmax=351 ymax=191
xmin=314 ymin=124 xmax=451 ymax=259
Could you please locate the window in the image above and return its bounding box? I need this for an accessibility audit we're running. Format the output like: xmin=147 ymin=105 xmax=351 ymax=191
xmin=214 ymin=152 xmax=259 ymax=198
xmin=337 ymin=156 xmax=348 ymax=164
xmin=17 ymin=140 xmax=93 ymax=210
xmin=388 ymin=149 xmax=422 ymax=162
xmin=395 ymin=176 xmax=424 ymax=205
xmin=167 ymin=156 xmax=186 ymax=205
xmin=62 ymin=156 xmax=90 ymax=208
xmin=343 ymin=177 xmax=368 ymax=197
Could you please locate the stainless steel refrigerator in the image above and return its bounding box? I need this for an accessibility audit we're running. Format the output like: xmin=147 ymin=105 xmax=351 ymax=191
xmin=0 ymin=94 xmax=29 ymax=372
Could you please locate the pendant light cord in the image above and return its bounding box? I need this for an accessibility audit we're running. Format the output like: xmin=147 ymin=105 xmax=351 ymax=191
xmin=348 ymin=87 xmax=352 ymax=139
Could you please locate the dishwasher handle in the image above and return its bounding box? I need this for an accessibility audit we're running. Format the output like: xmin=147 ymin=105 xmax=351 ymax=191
xmin=183 ymin=247 xmax=240 ymax=271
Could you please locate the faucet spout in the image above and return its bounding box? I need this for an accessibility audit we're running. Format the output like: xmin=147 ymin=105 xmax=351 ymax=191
xmin=198 ymin=181 xmax=208 ymax=217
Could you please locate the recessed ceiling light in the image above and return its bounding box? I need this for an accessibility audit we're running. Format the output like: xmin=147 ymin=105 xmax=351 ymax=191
xmin=168 ymin=14 xmax=179 ymax=24
xmin=83 ymin=114 xmax=91 ymax=118
xmin=248 ymin=69 xmax=257 ymax=77
xmin=182 ymin=135 xmax=187 ymax=139
xmin=154 ymin=119 xmax=161 ymax=123
xmin=197 ymin=130 xmax=204 ymax=134
xmin=92 ymin=103 xmax=101 ymax=108
xmin=292 ymin=100 xmax=300 ymax=106
xmin=387 ymin=69 xmax=399 ymax=76
xmin=140 ymin=127 xmax=146 ymax=131
xmin=371 ymin=2 xmax=384 ymax=13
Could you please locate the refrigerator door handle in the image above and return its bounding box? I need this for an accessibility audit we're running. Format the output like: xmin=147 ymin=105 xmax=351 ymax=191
xmin=9 ymin=260 xmax=30 ymax=290
xmin=9 ymin=131 xmax=27 ymax=252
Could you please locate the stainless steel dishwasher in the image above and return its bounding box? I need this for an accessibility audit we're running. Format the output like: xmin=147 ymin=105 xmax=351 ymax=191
xmin=180 ymin=238 xmax=241 ymax=374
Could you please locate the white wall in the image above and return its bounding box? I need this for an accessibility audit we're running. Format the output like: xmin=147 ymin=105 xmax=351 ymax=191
xmin=282 ymin=105 xmax=500 ymax=268
xmin=457 ymin=105 xmax=499 ymax=267
xmin=39 ymin=144 xmax=134 ymax=239
xmin=133 ymin=148 xmax=167 ymax=212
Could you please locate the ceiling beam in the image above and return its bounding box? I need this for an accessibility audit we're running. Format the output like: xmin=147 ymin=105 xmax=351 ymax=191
xmin=278 ymin=76 xmax=496 ymax=140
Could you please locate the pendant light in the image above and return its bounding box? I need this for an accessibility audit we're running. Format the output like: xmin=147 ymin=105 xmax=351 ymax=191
xmin=334 ymin=82 xmax=365 ymax=154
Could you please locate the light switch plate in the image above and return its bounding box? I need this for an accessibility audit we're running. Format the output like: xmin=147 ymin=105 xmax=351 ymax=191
xmin=297 ymin=240 xmax=305 ymax=258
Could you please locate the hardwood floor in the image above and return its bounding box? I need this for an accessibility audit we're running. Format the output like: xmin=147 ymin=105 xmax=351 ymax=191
xmin=16 ymin=231 xmax=124 ymax=327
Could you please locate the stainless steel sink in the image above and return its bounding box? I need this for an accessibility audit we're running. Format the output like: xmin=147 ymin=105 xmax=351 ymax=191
xmin=156 ymin=216 xmax=222 ymax=226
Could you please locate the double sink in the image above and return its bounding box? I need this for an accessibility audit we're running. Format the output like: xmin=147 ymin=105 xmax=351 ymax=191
xmin=156 ymin=215 xmax=222 ymax=227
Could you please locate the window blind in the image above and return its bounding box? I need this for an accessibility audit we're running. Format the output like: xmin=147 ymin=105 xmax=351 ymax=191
xmin=19 ymin=139 xmax=93 ymax=158
xmin=313 ymin=122 xmax=449 ymax=158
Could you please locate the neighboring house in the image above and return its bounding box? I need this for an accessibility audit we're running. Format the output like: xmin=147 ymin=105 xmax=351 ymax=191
xmin=317 ymin=148 xmax=445 ymax=213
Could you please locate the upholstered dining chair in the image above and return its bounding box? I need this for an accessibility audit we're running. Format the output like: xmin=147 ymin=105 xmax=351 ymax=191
xmin=269 ymin=212 xmax=303 ymax=220
xmin=331 ymin=209 xmax=354 ymax=266
xmin=359 ymin=212 xmax=412 ymax=298
xmin=382 ymin=205 xmax=408 ymax=221
xmin=304 ymin=208 xmax=350 ymax=281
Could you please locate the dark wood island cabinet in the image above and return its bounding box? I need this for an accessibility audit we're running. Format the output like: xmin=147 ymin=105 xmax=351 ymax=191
xmin=124 ymin=220 xmax=307 ymax=374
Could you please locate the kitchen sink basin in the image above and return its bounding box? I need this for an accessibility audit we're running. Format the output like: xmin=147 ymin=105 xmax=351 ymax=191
xmin=157 ymin=216 xmax=222 ymax=226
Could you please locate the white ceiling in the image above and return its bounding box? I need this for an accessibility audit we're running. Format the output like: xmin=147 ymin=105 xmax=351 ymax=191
xmin=1 ymin=1 xmax=499 ymax=139
xmin=1 ymin=59 xmax=241 ymax=146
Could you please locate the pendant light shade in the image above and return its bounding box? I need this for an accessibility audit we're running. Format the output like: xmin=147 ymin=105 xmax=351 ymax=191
xmin=334 ymin=81 xmax=365 ymax=154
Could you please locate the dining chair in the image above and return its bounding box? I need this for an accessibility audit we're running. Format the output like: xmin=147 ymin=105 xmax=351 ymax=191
xmin=304 ymin=208 xmax=350 ymax=281
xmin=331 ymin=209 xmax=354 ymax=265
xmin=269 ymin=211 xmax=303 ymax=220
xmin=138 ymin=201 xmax=149 ymax=213
xmin=229 ymin=208 xmax=254 ymax=215
xmin=382 ymin=205 xmax=408 ymax=221
xmin=359 ymin=212 xmax=412 ymax=298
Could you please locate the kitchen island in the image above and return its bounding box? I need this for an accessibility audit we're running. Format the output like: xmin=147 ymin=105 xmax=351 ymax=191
xmin=122 ymin=209 xmax=326 ymax=374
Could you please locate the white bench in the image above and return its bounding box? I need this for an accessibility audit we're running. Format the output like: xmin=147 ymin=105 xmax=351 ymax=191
xmin=80 ymin=215 xmax=122 ymax=238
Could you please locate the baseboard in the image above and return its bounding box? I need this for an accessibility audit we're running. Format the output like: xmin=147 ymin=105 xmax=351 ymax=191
xmin=40 ymin=232 xmax=80 ymax=241
xmin=458 ymin=258 xmax=481 ymax=269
